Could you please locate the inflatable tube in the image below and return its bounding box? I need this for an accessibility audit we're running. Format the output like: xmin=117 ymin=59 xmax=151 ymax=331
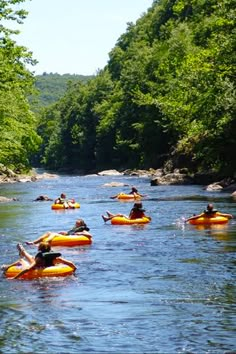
xmin=5 ymin=264 xmax=75 ymax=279
xmin=51 ymin=203 xmax=80 ymax=210
xmin=45 ymin=234 xmax=92 ymax=247
xmin=188 ymin=215 xmax=229 ymax=225
xmin=111 ymin=216 xmax=150 ymax=225
xmin=116 ymin=193 xmax=141 ymax=200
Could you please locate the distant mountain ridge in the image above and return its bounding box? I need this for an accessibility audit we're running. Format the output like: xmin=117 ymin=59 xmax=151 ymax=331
xmin=32 ymin=72 xmax=94 ymax=108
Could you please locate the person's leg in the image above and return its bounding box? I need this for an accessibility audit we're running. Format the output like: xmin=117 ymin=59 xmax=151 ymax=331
xmin=102 ymin=215 xmax=110 ymax=222
xmin=17 ymin=244 xmax=34 ymax=264
xmin=26 ymin=231 xmax=51 ymax=245
xmin=43 ymin=232 xmax=57 ymax=242
xmin=106 ymin=211 xmax=114 ymax=217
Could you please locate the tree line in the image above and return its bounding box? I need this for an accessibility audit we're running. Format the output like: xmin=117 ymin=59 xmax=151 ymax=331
xmin=1 ymin=0 xmax=235 ymax=177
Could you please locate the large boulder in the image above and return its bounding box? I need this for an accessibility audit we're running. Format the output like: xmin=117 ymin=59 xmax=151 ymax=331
xmin=103 ymin=182 xmax=129 ymax=187
xmin=204 ymin=183 xmax=223 ymax=191
xmin=98 ymin=170 xmax=123 ymax=176
xmin=151 ymin=172 xmax=194 ymax=186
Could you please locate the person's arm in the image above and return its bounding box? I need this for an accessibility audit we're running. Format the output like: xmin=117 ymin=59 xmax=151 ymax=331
xmin=138 ymin=193 xmax=147 ymax=197
xmin=74 ymin=230 xmax=92 ymax=237
xmin=54 ymin=257 xmax=77 ymax=271
xmin=143 ymin=213 xmax=151 ymax=220
xmin=185 ymin=213 xmax=203 ymax=222
xmin=13 ymin=261 xmax=36 ymax=279
xmin=217 ymin=212 xmax=233 ymax=219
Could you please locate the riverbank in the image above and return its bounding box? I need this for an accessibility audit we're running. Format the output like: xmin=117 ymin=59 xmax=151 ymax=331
xmin=0 ymin=165 xmax=58 ymax=184
xmin=1 ymin=165 xmax=236 ymax=196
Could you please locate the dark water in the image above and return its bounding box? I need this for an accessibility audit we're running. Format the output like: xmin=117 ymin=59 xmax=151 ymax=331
xmin=0 ymin=172 xmax=236 ymax=353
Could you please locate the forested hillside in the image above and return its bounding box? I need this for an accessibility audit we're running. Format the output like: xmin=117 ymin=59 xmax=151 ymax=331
xmin=31 ymin=73 xmax=94 ymax=109
xmin=1 ymin=0 xmax=235 ymax=177
xmin=39 ymin=0 xmax=235 ymax=176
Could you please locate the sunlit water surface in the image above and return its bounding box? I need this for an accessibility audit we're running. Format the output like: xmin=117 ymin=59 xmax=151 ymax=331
xmin=0 ymin=172 xmax=236 ymax=353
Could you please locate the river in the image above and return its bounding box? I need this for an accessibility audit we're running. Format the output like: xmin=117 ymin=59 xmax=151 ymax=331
xmin=0 ymin=172 xmax=235 ymax=353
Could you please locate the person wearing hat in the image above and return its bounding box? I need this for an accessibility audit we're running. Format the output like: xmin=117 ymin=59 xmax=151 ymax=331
xmin=102 ymin=201 xmax=151 ymax=222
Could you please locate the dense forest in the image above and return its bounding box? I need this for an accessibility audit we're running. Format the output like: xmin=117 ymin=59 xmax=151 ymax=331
xmin=1 ymin=0 xmax=235 ymax=177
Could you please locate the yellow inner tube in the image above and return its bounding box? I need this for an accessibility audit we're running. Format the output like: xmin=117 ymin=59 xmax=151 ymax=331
xmin=111 ymin=216 xmax=150 ymax=225
xmin=51 ymin=202 xmax=80 ymax=210
xmin=188 ymin=215 xmax=229 ymax=225
xmin=117 ymin=193 xmax=141 ymax=200
xmin=45 ymin=234 xmax=92 ymax=247
xmin=5 ymin=264 xmax=75 ymax=279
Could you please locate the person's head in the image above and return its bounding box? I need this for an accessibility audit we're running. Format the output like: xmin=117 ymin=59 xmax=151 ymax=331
xmin=75 ymin=219 xmax=86 ymax=227
xmin=207 ymin=203 xmax=214 ymax=211
xmin=75 ymin=218 xmax=90 ymax=231
xmin=38 ymin=241 xmax=51 ymax=253
xmin=133 ymin=201 xmax=145 ymax=211
xmin=61 ymin=193 xmax=66 ymax=198
xmin=131 ymin=187 xmax=138 ymax=193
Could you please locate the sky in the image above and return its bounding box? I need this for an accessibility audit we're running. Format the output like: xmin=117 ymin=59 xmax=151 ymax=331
xmin=13 ymin=0 xmax=154 ymax=76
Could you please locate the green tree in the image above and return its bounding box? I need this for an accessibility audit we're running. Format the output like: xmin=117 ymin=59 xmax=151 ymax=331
xmin=0 ymin=0 xmax=41 ymax=172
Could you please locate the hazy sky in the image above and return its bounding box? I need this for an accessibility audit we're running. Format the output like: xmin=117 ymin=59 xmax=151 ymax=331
xmin=14 ymin=0 xmax=153 ymax=75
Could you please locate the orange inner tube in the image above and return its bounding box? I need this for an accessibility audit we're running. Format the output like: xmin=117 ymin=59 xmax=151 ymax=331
xmin=51 ymin=203 xmax=80 ymax=210
xmin=116 ymin=193 xmax=141 ymax=200
xmin=111 ymin=216 xmax=150 ymax=225
xmin=5 ymin=264 xmax=75 ymax=279
xmin=188 ymin=215 xmax=229 ymax=225
xmin=45 ymin=234 xmax=92 ymax=247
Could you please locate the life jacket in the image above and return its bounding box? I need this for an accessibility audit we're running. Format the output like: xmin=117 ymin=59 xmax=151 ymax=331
xmin=68 ymin=225 xmax=90 ymax=234
xmin=204 ymin=209 xmax=218 ymax=215
xmin=35 ymin=251 xmax=61 ymax=267
xmin=129 ymin=209 xmax=145 ymax=219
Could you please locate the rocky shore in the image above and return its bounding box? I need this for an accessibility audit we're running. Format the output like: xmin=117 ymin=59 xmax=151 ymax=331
xmin=98 ymin=168 xmax=236 ymax=197
xmin=0 ymin=164 xmax=58 ymax=185
xmin=1 ymin=165 xmax=236 ymax=200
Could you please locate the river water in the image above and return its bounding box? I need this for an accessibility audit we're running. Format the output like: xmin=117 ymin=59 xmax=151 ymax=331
xmin=0 ymin=172 xmax=235 ymax=353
